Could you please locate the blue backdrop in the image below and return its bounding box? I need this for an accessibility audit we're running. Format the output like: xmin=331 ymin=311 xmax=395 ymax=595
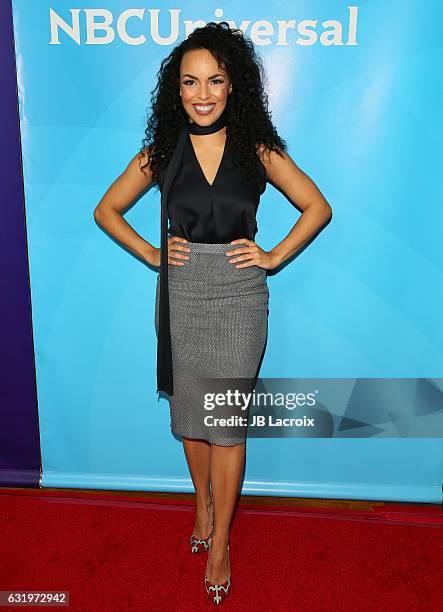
xmin=10 ymin=0 xmax=443 ymax=502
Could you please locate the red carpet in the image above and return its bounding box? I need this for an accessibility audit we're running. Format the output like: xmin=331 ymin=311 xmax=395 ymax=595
xmin=0 ymin=488 xmax=441 ymax=611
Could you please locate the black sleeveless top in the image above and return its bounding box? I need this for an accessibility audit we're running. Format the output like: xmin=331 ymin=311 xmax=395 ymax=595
xmin=158 ymin=133 xmax=267 ymax=242
xmin=156 ymin=125 xmax=267 ymax=399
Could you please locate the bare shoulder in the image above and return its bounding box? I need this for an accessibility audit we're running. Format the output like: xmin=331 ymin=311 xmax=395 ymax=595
xmin=256 ymin=143 xmax=331 ymax=214
xmin=119 ymin=144 xmax=156 ymax=190
xmin=257 ymin=144 xmax=300 ymax=182
xmin=94 ymin=144 xmax=161 ymax=218
xmin=107 ymin=146 xmax=156 ymax=205
xmin=135 ymin=144 xmax=155 ymax=175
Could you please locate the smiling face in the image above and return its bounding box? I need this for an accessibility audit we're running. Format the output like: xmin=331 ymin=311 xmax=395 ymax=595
xmin=179 ymin=48 xmax=232 ymax=125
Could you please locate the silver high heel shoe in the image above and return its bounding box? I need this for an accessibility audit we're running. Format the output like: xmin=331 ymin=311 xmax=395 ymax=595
xmin=204 ymin=538 xmax=231 ymax=605
xmin=189 ymin=496 xmax=214 ymax=554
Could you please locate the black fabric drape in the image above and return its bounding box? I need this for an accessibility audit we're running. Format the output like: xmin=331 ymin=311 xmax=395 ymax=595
xmin=156 ymin=108 xmax=229 ymax=398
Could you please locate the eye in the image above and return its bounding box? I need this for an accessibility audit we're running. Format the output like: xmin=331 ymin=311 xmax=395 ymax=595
xmin=182 ymin=78 xmax=225 ymax=86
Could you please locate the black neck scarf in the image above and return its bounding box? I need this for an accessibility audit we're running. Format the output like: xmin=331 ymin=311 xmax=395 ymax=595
xmin=157 ymin=107 xmax=229 ymax=398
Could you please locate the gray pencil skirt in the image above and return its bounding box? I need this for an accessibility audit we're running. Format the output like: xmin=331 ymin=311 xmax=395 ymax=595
xmin=155 ymin=240 xmax=269 ymax=446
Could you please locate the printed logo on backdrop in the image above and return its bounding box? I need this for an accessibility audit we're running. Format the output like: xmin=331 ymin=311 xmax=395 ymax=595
xmin=190 ymin=378 xmax=443 ymax=439
xmin=49 ymin=6 xmax=359 ymax=46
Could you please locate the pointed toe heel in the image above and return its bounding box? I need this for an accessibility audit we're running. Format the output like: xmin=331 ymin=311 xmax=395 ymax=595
xmin=189 ymin=526 xmax=214 ymax=554
xmin=189 ymin=495 xmax=214 ymax=554
xmin=204 ymin=543 xmax=231 ymax=605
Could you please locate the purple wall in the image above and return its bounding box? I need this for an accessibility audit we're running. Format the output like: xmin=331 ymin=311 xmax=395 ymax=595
xmin=0 ymin=0 xmax=40 ymax=486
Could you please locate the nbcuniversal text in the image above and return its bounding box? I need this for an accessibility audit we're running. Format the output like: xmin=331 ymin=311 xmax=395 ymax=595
xmin=48 ymin=6 xmax=360 ymax=47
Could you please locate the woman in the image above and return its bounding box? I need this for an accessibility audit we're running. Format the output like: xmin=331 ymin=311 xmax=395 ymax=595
xmin=94 ymin=21 xmax=332 ymax=605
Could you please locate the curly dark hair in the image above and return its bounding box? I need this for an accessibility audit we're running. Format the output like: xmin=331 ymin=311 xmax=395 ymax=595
xmin=139 ymin=21 xmax=287 ymax=186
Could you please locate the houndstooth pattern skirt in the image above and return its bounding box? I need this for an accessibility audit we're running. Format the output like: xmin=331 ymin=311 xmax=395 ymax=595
xmin=155 ymin=239 xmax=269 ymax=446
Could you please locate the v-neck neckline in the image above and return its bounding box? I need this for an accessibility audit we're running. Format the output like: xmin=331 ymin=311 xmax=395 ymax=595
xmin=188 ymin=132 xmax=227 ymax=189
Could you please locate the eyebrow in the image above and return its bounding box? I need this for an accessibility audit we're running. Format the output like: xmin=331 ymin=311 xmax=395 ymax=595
xmin=182 ymin=73 xmax=225 ymax=80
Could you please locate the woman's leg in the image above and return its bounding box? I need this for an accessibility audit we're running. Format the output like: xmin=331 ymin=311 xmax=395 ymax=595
xmin=205 ymin=442 xmax=245 ymax=583
xmin=183 ymin=437 xmax=213 ymax=538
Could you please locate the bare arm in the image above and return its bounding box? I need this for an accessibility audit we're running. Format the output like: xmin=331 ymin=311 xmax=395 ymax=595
xmin=93 ymin=149 xmax=159 ymax=266
xmin=260 ymin=146 xmax=332 ymax=267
